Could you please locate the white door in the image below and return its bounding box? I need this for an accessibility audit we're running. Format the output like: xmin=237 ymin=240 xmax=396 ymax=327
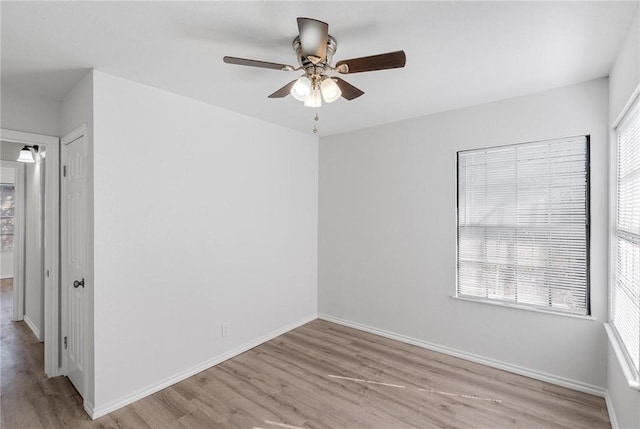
xmin=62 ymin=127 xmax=88 ymax=397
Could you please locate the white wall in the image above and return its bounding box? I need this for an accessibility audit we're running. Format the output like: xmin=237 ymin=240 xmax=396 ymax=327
xmin=1 ymin=89 xmax=62 ymax=137
xmin=610 ymin=9 xmax=640 ymax=126
xmin=1 ymin=164 xmax=16 ymax=279
xmin=90 ymin=71 xmax=318 ymax=413
xmin=319 ymin=78 xmax=609 ymax=392
xmin=23 ymin=159 xmax=45 ymax=341
xmin=1 ymin=246 xmax=14 ymax=279
xmin=607 ymin=6 xmax=640 ymax=429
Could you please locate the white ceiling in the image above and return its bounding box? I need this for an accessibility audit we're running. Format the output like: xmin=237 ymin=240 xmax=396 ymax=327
xmin=1 ymin=1 xmax=638 ymax=137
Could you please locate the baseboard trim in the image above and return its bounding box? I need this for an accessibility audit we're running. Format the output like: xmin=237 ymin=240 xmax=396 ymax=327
xmin=604 ymin=390 xmax=620 ymax=429
xmin=318 ymin=313 xmax=606 ymax=398
xmin=90 ymin=313 xmax=317 ymax=419
xmin=23 ymin=315 xmax=43 ymax=342
xmin=84 ymin=400 xmax=95 ymax=420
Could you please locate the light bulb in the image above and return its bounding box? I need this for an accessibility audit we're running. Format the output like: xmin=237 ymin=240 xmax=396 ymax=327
xmin=321 ymin=77 xmax=341 ymax=103
xmin=304 ymin=87 xmax=322 ymax=108
xmin=290 ymin=76 xmax=311 ymax=101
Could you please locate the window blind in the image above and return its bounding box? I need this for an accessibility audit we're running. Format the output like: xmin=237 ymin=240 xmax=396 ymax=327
xmin=0 ymin=183 xmax=15 ymax=251
xmin=613 ymin=98 xmax=640 ymax=377
xmin=457 ymin=136 xmax=589 ymax=315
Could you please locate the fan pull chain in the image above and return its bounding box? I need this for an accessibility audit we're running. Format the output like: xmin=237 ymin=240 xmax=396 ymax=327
xmin=313 ymin=112 xmax=319 ymax=134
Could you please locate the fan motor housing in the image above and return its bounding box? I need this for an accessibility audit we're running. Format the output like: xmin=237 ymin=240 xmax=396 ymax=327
xmin=292 ymin=35 xmax=337 ymax=71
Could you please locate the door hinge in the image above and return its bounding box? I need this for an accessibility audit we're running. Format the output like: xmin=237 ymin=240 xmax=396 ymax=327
xmin=64 ymin=336 xmax=68 ymax=349
xmin=63 ymin=165 xmax=67 ymax=177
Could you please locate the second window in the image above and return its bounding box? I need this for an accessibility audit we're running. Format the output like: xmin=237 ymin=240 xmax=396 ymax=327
xmin=457 ymin=136 xmax=590 ymax=315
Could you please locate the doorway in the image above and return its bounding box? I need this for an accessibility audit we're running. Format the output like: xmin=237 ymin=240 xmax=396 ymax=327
xmin=0 ymin=129 xmax=60 ymax=378
xmin=0 ymin=159 xmax=25 ymax=324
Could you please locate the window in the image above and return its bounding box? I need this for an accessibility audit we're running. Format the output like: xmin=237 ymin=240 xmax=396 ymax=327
xmin=457 ymin=136 xmax=590 ymax=315
xmin=612 ymin=97 xmax=640 ymax=378
xmin=0 ymin=183 xmax=15 ymax=251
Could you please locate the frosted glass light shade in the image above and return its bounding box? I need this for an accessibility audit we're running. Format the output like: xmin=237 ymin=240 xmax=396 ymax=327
xmin=304 ymin=87 xmax=322 ymax=107
xmin=17 ymin=147 xmax=35 ymax=163
xmin=321 ymin=78 xmax=341 ymax=103
xmin=290 ymin=76 xmax=311 ymax=101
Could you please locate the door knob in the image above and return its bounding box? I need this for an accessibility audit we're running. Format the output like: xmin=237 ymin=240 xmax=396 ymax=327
xmin=73 ymin=278 xmax=85 ymax=288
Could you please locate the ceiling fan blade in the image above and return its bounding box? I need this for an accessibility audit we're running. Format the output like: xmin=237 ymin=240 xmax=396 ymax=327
xmin=334 ymin=78 xmax=364 ymax=100
xmin=223 ymin=56 xmax=294 ymax=71
xmin=335 ymin=50 xmax=406 ymax=74
xmin=297 ymin=17 xmax=328 ymax=63
xmin=268 ymin=80 xmax=297 ymax=98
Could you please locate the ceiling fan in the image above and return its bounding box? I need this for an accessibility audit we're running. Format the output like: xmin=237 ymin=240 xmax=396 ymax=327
xmin=223 ymin=17 xmax=406 ymax=107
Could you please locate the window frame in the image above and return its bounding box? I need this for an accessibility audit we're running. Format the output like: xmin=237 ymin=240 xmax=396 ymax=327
xmin=455 ymin=136 xmax=591 ymax=316
xmin=608 ymin=90 xmax=640 ymax=388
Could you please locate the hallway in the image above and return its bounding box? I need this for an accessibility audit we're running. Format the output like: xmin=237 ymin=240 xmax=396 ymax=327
xmin=0 ymin=278 xmax=90 ymax=428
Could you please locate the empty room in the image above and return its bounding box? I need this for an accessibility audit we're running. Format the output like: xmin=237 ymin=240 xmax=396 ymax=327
xmin=1 ymin=1 xmax=640 ymax=428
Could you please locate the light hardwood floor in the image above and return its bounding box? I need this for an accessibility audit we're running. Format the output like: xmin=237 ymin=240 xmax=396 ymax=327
xmin=1 ymin=278 xmax=611 ymax=428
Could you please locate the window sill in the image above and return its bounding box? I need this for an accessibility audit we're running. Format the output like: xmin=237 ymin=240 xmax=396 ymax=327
xmin=451 ymin=295 xmax=596 ymax=321
xmin=604 ymin=323 xmax=640 ymax=391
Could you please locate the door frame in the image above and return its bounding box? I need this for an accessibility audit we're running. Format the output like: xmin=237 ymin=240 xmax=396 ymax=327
xmin=1 ymin=159 xmax=25 ymax=322
xmin=0 ymin=128 xmax=60 ymax=377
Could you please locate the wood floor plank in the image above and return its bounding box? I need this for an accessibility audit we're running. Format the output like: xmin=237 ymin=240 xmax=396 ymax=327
xmin=109 ymin=407 xmax=154 ymax=429
xmin=1 ymin=278 xmax=611 ymax=428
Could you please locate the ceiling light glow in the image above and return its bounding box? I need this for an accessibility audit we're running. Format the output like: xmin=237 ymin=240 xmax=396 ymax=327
xmin=321 ymin=77 xmax=341 ymax=103
xmin=304 ymin=87 xmax=322 ymax=108
xmin=290 ymin=76 xmax=311 ymax=101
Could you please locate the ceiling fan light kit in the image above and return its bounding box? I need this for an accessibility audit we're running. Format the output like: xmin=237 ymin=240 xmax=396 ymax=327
xmin=320 ymin=77 xmax=341 ymax=103
xmin=290 ymin=76 xmax=311 ymax=101
xmin=292 ymin=74 xmax=341 ymax=106
xmin=304 ymin=86 xmax=322 ymax=108
xmin=223 ymin=17 xmax=406 ymax=108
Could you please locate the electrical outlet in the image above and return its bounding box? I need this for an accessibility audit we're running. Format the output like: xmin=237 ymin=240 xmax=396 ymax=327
xmin=221 ymin=322 xmax=230 ymax=338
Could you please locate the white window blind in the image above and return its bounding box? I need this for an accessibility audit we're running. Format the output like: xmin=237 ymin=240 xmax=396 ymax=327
xmin=457 ymin=136 xmax=590 ymax=315
xmin=613 ymin=97 xmax=640 ymax=377
xmin=0 ymin=183 xmax=15 ymax=251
